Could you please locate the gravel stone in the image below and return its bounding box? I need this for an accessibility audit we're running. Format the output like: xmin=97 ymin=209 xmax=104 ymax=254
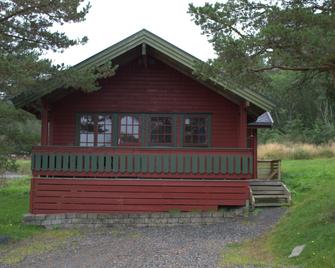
xmin=8 ymin=208 xmax=285 ymax=268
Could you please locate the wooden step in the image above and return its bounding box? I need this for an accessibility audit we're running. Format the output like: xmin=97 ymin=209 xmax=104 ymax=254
xmin=251 ymin=186 xmax=284 ymax=191
xmin=249 ymin=181 xmax=282 ymax=186
xmin=252 ymin=190 xmax=285 ymax=195
xmin=255 ymin=202 xmax=289 ymax=207
xmin=254 ymin=195 xmax=288 ymax=199
xmin=249 ymin=180 xmax=292 ymax=208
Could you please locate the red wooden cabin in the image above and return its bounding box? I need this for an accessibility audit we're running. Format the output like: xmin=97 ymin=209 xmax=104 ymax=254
xmin=13 ymin=30 xmax=274 ymax=214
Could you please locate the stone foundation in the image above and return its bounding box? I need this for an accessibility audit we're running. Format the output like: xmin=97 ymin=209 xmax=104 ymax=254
xmin=23 ymin=208 xmax=247 ymax=229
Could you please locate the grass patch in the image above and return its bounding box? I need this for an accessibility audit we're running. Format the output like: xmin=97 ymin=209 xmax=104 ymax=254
xmin=0 ymin=229 xmax=80 ymax=265
xmin=0 ymin=177 xmax=42 ymax=240
xmin=16 ymin=159 xmax=31 ymax=175
xmin=0 ymin=176 xmax=81 ymax=265
xmin=220 ymin=237 xmax=281 ymax=268
xmin=220 ymin=158 xmax=335 ymax=268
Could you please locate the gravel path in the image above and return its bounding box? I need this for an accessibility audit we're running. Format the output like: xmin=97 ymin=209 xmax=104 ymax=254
xmin=11 ymin=208 xmax=285 ymax=268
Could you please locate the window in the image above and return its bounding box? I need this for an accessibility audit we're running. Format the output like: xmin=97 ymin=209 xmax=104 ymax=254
xmin=184 ymin=116 xmax=208 ymax=146
xmin=119 ymin=115 xmax=140 ymax=145
xmin=150 ymin=116 xmax=173 ymax=144
xmin=79 ymin=114 xmax=112 ymax=147
xmin=78 ymin=113 xmax=209 ymax=147
xmin=80 ymin=115 xmax=95 ymax=147
xmin=97 ymin=115 xmax=113 ymax=147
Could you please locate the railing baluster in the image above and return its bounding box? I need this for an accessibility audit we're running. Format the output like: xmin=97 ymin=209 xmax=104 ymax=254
xmin=177 ymin=154 xmax=183 ymax=174
xmin=192 ymin=155 xmax=198 ymax=174
xmin=221 ymin=155 xmax=227 ymax=174
xmin=170 ymin=154 xmax=177 ymax=174
xmin=206 ymin=155 xmax=212 ymax=174
xmin=235 ymin=155 xmax=241 ymax=174
xmin=98 ymin=155 xmax=104 ymax=172
xmin=149 ymin=155 xmax=155 ymax=173
xmin=127 ymin=154 xmax=133 ymax=173
xmin=163 ymin=154 xmax=169 ymax=174
xmin=77 ymin=154 xmax=83 ymax=172
xmin=249 ymin=155 xmax=253 ymax=174
xmin=242 ymin=156 xmax=248 ymax=174
xmin=120 ymin=154 xmax=126 ymax=173
xmin=134 ymin=155 xmax=141 ymax=173
xmin=185 ymin=154 xmax=191 ymax=173
xmin=141 ymin=154 xmax=147 ymax=173
xmin=213 ymin=155 xmax=220 ymax=174
xmin=156 ymin=155 xmax=162 ymax=173
xmin=228 ymin=155 xmax=234 ymax=174
xmin=113 ymin=154 xmax=119 ymax=172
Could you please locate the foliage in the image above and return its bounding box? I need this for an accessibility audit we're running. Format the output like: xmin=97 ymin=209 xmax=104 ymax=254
xmin=189 ymin=0 xmax=335 ymax=87
xmin=1 ymin=0 xmax=87 ymax=95
xmin=0 ymin=1 xmax=117 ymax=171
xmin=0 ymin=102 xmax=39 ymax=174
xmin=220 ymin=158 xmax=335 ymax=267
xmin=189 ymin=1 xmax=335 ymax=145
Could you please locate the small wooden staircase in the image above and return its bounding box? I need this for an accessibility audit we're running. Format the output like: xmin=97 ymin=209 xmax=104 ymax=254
xmin=249 ymin=180 xmax=292 ymax=208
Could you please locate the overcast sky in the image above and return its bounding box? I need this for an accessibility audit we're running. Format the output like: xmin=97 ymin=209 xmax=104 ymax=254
xmin=44 ymin=0 xmax=217 ymax=66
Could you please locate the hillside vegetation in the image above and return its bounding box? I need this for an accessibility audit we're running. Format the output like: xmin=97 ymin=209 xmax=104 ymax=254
xmin=220 ymin=158 xmax=335 ymax=267
xmin=258 ymin=143 xmax=335 ymax=160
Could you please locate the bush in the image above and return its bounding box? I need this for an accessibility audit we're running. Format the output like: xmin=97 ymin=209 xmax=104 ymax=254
xmin=0 ymin=156 xmax=17 ymax=175
xmin=291 ymin=148 xmax=312 ymax=160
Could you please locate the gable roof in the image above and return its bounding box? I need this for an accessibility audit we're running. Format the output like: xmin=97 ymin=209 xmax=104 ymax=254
xmin=12 ymin=29 xmax=275 ymax=112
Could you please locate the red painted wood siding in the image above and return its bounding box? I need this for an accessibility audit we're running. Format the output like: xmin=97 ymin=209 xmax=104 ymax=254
xmin=51 ymin=58 xmax=240 ymax=147
xmin=30 ymin=178 xmax=250 ymax=214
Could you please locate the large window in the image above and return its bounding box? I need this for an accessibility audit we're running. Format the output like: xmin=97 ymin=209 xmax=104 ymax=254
xmin=119 ymin=115 xmax=140 ymax=145
xmin=79 ymin=114 xmax=113 ymax=147
xmin=150 ymin=116 xmax=173 ymax=145
xmin=184 ymin=116 xmax=208 ymax=146
xmin=78 ymin=113 xmax=210 ymax=147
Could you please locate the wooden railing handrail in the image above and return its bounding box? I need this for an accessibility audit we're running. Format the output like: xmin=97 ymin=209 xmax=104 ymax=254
xmin=257 ymin=159 xmax=281 ymax=163
xmin=32 ymin=145 xmax=254 ymax=154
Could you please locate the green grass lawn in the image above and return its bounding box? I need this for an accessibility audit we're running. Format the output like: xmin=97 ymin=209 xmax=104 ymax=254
xmin=0 ymin=175 xmax=79 ymax=265
xmin=0 ymin=177 xmax=42 ymax=240
xmin=16 ymin=159 xmax=32 ymax=175
xmin=220 ymin=158 xmax=335 ymax=267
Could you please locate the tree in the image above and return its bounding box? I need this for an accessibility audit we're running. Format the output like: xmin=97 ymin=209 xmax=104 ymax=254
xmin=188 ymin=0 xmax=335 ymax=88
xmin=0 ymin=1 xmax=115 ymax=172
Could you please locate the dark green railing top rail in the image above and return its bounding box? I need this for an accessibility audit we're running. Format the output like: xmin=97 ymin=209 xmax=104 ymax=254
xmin=32 ymin=152 xmax=253 ymax=177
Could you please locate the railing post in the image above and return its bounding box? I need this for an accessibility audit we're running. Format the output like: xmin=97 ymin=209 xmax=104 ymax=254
xmin=239 ymin=101 xmax=248 ymax=148
xmin=41 ymin=100 xmax=49 ymax=145
xmin=251 ymin=129 xmax=257 ymax=179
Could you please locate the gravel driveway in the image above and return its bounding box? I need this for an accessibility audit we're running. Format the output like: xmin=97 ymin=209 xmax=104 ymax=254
xmin=12 ymin=208 xmax=285 ymax=268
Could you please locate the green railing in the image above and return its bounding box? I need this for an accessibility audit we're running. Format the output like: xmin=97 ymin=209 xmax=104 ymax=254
xmin=32 ymin=146 xmax=254 ymax=179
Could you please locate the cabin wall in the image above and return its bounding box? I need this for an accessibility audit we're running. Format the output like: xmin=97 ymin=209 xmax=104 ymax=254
xmin=50 ymin=58 xmax=241 ymax=147
xmin=30 ymin=178 xmax=250 ymax=214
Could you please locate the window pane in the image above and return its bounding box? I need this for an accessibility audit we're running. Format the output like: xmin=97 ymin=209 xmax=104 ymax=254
xmin=79 ymin=114 xmax=112 ymax=147
xmin=184 ymin=116 xmax=208 ymax=146
xmin=119 ymin=115 xmax=140 ymax=144
xmin=79 ymin=115 xmax=94 ymax=147
xmin=150 ymin=116 xmax=172 ymax=144
xmin=97 ymin=115 xmax=112 ymax=147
